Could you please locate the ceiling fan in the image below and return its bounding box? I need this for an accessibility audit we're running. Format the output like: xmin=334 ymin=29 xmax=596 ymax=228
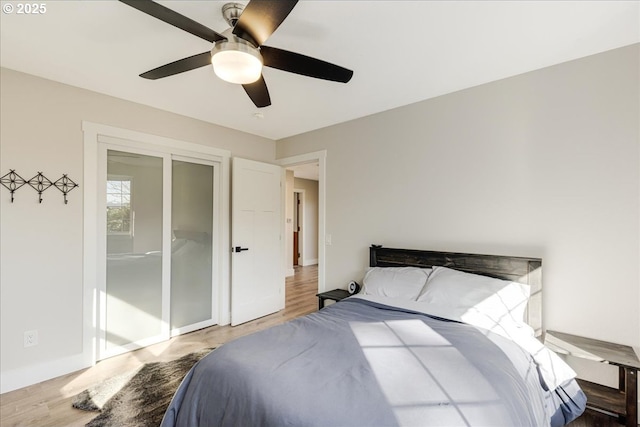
xmin=119 ymin=0 xmax=354 ymax=108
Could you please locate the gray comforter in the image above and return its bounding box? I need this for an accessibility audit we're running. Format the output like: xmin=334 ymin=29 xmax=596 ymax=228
xmin=161 ymin=298 xmax=584 ymax=427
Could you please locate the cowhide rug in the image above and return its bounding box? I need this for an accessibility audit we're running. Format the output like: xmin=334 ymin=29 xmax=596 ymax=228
xmin=72 ymin=348 xmax=213 ymax=427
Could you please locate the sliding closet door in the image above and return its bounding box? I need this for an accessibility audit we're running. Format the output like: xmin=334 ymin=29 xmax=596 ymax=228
xmin=97 ymin=137 xmax=222 ymax=361
xmin=170 ymin=159 xmax=214 ymax=334
xmin=104 ymin=149 xmax=166 ymax=355
xmin=90 ymin=126 xmax=230 ymax=361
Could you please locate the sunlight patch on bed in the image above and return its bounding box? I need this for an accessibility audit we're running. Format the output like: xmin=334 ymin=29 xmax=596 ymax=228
xmin=349 ymin=319 xmax=451 ymax=347
xmin=455 ymin=281 xmax=532 ymax=340
xmin=350 ymin=320 xmax=506 ymax=425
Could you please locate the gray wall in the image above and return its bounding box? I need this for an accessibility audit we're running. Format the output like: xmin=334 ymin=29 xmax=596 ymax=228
xmin=277 ymin=44 xmax=640 ymax=370
xmin=0 ymin=67 xmax=275 ymax=385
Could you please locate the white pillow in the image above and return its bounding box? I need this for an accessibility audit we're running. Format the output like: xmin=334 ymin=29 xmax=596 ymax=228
xmin=362 ymin=267 xmax=431 ymax=300
xmin=417 ymin=266 xmax=530 ymax=329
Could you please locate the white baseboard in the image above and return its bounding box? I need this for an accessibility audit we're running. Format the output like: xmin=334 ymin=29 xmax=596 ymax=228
xmin=1 ymin=353 xmax=90 ymax=394
xmin=286 ymin=268 xmax=295 ymax=277
xmin=302 ymin=258 xmax=318 ymax=266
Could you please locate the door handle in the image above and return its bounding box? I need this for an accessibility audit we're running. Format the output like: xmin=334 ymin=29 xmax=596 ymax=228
xmin=233 ymin=246 xmax=249 ymax=253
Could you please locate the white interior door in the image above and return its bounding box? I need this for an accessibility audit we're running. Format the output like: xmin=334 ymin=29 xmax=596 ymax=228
xmin=231 ymin=157 xmax=283 ymax=326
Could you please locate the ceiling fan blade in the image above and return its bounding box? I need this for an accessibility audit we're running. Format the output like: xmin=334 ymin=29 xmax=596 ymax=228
xmin=232 ymin=0 xmax=298 ymax=47
xmin=139 ymin=52 xmax=212 ymax=80
xmin=242 ymin=75 xmax=271 ymax=108
xmin=119 ymin=0 xmax=226 ymax=43
xmin=261 ymin=46 xmax=353 ymax=83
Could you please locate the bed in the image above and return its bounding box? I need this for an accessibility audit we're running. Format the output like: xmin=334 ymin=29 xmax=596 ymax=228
xmin=161 ymin=245 xmax=586 ymax=427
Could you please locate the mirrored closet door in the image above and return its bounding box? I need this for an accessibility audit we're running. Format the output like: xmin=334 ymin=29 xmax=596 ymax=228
xmin=105 ymin=149 xmax=165 ymax=354
xmin=98 ymin=142 xmax=218 ymax=360
xmin=170 ymin=158 xmax=214 ymax=333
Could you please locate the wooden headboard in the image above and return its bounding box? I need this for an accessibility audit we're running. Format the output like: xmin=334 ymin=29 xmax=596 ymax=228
xmin=369 ymin=245 xmax=543 ymax=337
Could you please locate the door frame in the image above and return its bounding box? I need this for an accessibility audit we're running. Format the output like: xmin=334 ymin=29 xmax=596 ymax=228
xmin=278 ymin=150 xmax=326 ymax=293
xmin=82 ymin=121 xmax=231 ymax=366
xmin=292 ymin=188 xmax=305 ymax=266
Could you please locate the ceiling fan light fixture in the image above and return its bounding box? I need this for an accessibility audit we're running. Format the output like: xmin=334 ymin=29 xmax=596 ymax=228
xmin=211 ymin=40 xmax=263 ymax=85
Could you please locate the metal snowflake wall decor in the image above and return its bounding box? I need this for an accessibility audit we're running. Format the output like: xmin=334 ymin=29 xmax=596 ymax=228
xmin=1 ymin=170 xmax=79 ymax=204
xmin=27 ymin=172 xmax=53 ymax=203
xmin=0 ymin=170 xmax=26 ymax=202
xmin=54 ymin=174 xmax=79 ymax=204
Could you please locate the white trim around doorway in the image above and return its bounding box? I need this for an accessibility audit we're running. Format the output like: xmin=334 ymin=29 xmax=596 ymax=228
xmin=278 ymin=150 xmax=327 ymax=293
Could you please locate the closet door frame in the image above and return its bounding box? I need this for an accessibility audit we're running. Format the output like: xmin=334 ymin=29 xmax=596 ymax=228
xmin=82 ymin=122 xmax=231 ymax=366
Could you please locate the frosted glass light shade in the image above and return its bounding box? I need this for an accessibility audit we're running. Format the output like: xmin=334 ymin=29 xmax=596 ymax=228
xmin=211 ymin=41 xmax=263 ymax=85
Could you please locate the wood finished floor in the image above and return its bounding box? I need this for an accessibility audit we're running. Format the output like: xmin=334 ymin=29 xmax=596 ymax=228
xmin=1 ymin=263 xmax=630 ymax=426
xmin=0 ymin=265 xmax=318 ymax=427
xmin=568 ymin=409 xmax=632 ymax=427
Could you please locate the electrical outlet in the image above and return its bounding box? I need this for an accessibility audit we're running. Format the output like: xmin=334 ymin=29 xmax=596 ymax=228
xmin=24 ymin=330 xmax=38 ymax=348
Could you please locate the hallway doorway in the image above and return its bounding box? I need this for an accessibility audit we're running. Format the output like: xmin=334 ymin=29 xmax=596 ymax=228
xmin=278 ymin=150 xmax=327 ymax=295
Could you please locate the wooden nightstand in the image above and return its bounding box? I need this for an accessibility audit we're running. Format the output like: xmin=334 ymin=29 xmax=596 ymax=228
xmin=316 ymin=289 xmax=351 ymax=310
xmin=545 ymin=330 xmax=640 ymax=427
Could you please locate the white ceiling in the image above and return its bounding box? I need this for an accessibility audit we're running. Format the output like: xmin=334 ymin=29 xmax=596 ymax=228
xmin=1 ymin=1 xmax=638 ymax=140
